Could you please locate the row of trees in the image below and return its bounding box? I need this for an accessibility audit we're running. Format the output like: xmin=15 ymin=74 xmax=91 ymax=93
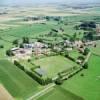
xmin=12 ymin=37 xmax=30 ymax=46
xmin=14 ymin=60 xmax=52 ymax=85
xmin=74 ymin=21 xmax=96 ymax=31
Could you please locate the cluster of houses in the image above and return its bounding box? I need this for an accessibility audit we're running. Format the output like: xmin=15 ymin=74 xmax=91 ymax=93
xmin=11 ymin=42 xmax=51 ymax=60
xmin=10 ymin=36 xmax=95 ymax=60
xmin=23 ymin=16 xmax=46 ymax=24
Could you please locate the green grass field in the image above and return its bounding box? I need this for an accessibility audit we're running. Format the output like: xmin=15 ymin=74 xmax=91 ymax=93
xmin=34 ymin=55 xmax=79 ymax=78
xmin=0 ymin=60 xmax=42 ymax=99
xmin=89 ymin=40 xmax=100 ymax=55
xmin=0 ymin=7 xmax=100 ymax=100
xmin=38 ymin=86 xmax=84 ymax=100
xmin=69 ymin=50 xmax=84 ymax=60
xmin=61 ymin=54 xmax=100 ymax=100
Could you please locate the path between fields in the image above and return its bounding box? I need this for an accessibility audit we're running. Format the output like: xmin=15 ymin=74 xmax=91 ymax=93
xmin=82 ymin=52 xmax=91 ymax=66
xmin=27 ymin=83 xmax=55 ymax=100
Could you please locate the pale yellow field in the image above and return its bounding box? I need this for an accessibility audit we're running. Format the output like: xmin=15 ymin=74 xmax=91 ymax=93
xmin=0 ymin=84 xmax=13 ymax=100
xmin=0 ymin=23 xmax=19 ymax=29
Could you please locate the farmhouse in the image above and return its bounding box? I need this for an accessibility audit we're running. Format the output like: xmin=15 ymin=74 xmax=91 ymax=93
xmin=74 ymin=40 xmax=83 ymax=48
xmin=64 ymin=40 xmax=72 ymax=47
xmin=24 ymin=43 xmax=34 ymax=49
xmin=84 ymin=41 xmax=96 ymax=46
xmin=96 ymin=24 xmax=100 ymax=33
xmin=33 ymin=42 xmax=49 ymax=56
xmin=66 ymin=48 xmax=73 ymax=51
xmin=11 ymin=48 xmax=32 ymax=60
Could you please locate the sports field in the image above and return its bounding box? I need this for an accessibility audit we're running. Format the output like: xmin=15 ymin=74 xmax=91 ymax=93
xmin=34 ymin=55 xmax=79 ymax=78
xmin=0 ymin=60 xmax=41 ymax=99
xmin=61 ymin=54 xmax=100 ymax=100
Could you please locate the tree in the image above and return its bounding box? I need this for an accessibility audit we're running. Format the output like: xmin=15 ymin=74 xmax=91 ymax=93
xmin=83 ymin=48 xmax=90 ymax=55
xmin=74 ymin=25 xmax=79 ymax=30
xmin=14 ymin=60 xmax=24 ymax=71
xmin=23 ymin=37 xmax=29 ymax=43
xmin=80 ymin=73 xmax=84 ymax=77
xmin=64 ymin=51 xmax=69 ymax=57
xmin=37 ymin=38 xmax=43 ymax=42
xmin=45 ymin=16 xmax=50 ymax=21
xmin=13 ymin=39 xmax=18 ymax=46
xmin=20 ymin=43 xmax=24 ymax=48
xmin=82 ymin=62 xmax=88 ymax=69
xmin=0 ymin=45 xmax=4 ymax=48
xmin=78 ymin=56 xmax=85 ymax=61
xmin=55 ymin=78 xmax=63 ymax=85
xmin=73 ymin=32 xmax=77 ymax=41
xmin=6 ymin=50 xmax=14 ymax=56
xmin=84 ymin=31 xmax=94 ymax=41
xmin=62 ymin=36 xmax=68 ymax=40
xmin=80 ymin=21 xmax=96 ymax=30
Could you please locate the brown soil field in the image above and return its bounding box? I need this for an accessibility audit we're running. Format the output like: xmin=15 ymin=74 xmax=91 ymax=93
xmin=0 ymin=84 xmax=13 ymax=100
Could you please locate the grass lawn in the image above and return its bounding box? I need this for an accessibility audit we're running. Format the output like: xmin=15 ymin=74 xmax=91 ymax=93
xmin=38 ymin=86 xmax=84 ymax=100
xmin=0 ymin=60 xmax=42 ymax=99
xmin=61 ymin=54 xmax=100 ymax=100
xmin=69 ymin=50 xmax=84 ymax=60
xmin=34 ymin=55 xmax=79 ymax=78
xmin=89 ymin=40 xmax=100 ymax=55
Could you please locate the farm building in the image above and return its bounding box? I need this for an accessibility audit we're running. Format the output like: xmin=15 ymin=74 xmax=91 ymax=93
xmin=11 ymin=48 xmax=32 ymax=60
xmin=34 ymin=68 xmax=47 ymax=77
xmin=64 ymin=40 xmax=72 ymax=47
xmin=74 ymin=40 xmax=83 ymax=48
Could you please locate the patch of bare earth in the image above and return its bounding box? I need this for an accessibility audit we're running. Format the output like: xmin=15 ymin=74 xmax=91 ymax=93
xmin=0 ymin=84 xmax=13 ymax=100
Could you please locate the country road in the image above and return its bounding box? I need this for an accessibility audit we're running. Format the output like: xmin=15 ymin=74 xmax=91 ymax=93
xmin=27 ymin=83 xmax=55 ymax=100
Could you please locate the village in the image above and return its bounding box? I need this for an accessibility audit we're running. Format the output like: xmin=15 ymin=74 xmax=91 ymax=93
xmin=0 ymin=1 xmax=100 ymax=99
xmin=5 ymin=17 xmax=100 ymax=85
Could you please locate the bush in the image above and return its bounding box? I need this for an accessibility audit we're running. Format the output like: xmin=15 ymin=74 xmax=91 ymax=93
xmin=14 ymin=60 xmax=24 ymax=71
xmin=13 ymin=39 xmax=18 ymax=45
xmin=23 ymin=37 xmax=29 ymax=43
xmin=0 ymin=45 xmax=4 ymax=48
xmin=83 ymin=48 xmax=90 ymax=55
xmin=6 ymin=50 xmax=14 ymax=56
xmin=55 ymin=78 xmax=63 ymax=85
xmin=26 ymin=70 xmax=52 ymax=85
xmin=20 ymin=43 xmax=24 ymax=48
xmin=82 ymin=62 xmax=88 ymax=69
xmin=66 ymin=55 xmax=75 ymax=62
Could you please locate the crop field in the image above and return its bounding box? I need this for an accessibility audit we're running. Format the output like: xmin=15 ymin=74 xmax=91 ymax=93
xmin=0 ymin=60 xmax=42 ymax=99
xmin=0 ymin=24 xmax=52 ymax=38
xmin=34 ymin=55 xmax=79 ymax=78
xmin=38 ymin=86 xmax=84 ymax=100
xmin=61 ymin=54 xmax=100 ymax=100
xmin=0 ymin=5 xmax=100 ymax=100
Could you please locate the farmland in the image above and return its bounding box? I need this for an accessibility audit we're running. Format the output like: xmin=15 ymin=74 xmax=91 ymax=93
xmin=38 ymin=86 xmax=84 ymax=100
xmin=0 ymin=84 xmax=13 ymax=100
xmin=0 ymin=60 xmax=42 ymax=99
xmin=61 ymin=54 xmax=100 ymax=100
xmin=0 ymin=2 xmax=100 ymax=100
